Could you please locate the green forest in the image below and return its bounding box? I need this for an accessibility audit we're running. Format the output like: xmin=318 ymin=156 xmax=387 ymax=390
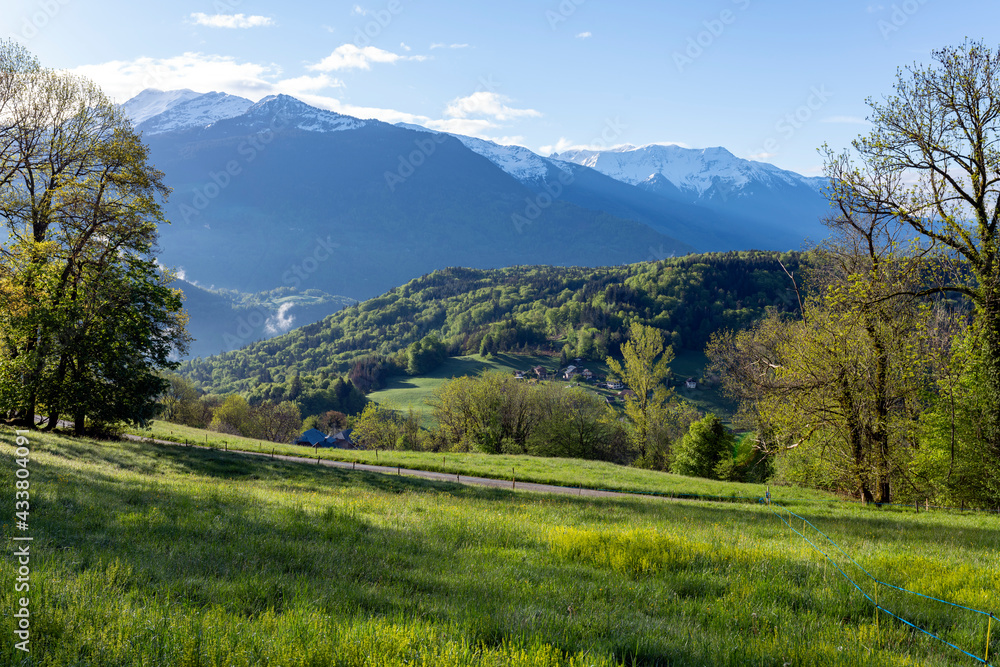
xmin=179 ymin=250 xmax=806 ymax=396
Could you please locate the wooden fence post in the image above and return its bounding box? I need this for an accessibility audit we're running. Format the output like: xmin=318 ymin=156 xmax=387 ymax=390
xmin=985 ymin=612 xmax=993 ymax=665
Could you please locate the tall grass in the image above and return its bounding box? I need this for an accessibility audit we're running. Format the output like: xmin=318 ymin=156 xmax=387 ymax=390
xmin=1 ymin=427 xmax=997 ymax=666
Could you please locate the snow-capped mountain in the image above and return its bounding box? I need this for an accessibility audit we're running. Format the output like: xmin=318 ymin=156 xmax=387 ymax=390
xmin=448 ymin=135 xmax=569 ymax=183
xmin=552 ymin=144 xmax=821 ymax=200
xmin=121 ymin=88 xmax=203 ymax=126
xmin=133 ymin=91 xmax=254 ymax=135
xmin=227 ymin=94 xmax=367 ymax=134
xmin=550 ymin=143 xmax=830 ymax=241
xmin=122 ymin=89 xmax=370 ymax=136
xmin=393 ymin=123 xmax=565 ymax=183
xmin=124 ymin=88 xmax=689 ymax=306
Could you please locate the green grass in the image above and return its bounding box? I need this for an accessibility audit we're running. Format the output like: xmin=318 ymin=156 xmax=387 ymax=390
xmin=367 ymin=354 xmax=561 ymax=424
xmin=2 ymin=426 xmax=998 ymax=666
xmin=133 ymin=419 xmax=838 ymax=504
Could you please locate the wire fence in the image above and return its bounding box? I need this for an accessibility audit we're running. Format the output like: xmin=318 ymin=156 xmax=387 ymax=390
xmin=761 ymin=498 xmax=996 ymax=666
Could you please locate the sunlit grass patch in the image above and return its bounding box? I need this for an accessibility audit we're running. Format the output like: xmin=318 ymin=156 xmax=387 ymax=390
xmin=0 ymin=427 xmax=996 ymax=666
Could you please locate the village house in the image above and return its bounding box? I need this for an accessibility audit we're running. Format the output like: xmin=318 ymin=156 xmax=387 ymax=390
xmin=294 ymin=428 xmax=356 ymax=448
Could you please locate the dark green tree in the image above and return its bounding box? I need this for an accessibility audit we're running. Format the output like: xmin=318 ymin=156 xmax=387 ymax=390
xmin=671 ymin=414 xmax=735 ymax=479
xmin=0 ymin=41 xmax=188 ymax=433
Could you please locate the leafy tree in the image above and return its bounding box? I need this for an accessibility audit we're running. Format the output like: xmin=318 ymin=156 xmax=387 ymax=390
xmin=606 ymin=322 xmax=675 ymax=465
xmin=160 ymin=373 xmax=202 ymax=425
xmin=528 ymin=385 xmax=623 ymax=460
xmin=708 ymin=242 xmax=931 ymax=503
xmin=914 ymin=324 xmax=1000 ymax=507
xmin=407 ymin=334 xmax=446 ymax=375
xmin=248 ymin=401 xmax=302 ymax=444
xmin=0 ymin=40 xmax=187 ymax=433
xmin=210 ymin=395 xmax=252 ymax=436
xmin=316 ymin=410 xmax=349 ymax=432
xmin=828 ymin=40 xmax=1000 ymax=495
xmin=352 ymin=402 xmax=410 ymax=451
xmin=430 ymin=372 xmax=537 ymax=454
xmin=671 ymin=414 xmax=735 ymax=479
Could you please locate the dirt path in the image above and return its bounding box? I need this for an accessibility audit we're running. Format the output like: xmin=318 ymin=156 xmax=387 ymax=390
xmin=124 ymin=434 xmax=668 ymax=501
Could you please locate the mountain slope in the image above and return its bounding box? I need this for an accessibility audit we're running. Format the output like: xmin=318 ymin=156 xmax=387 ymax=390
xmin=178 ymin=251 xmax=807 ymax=395
xmin=552 ymin=143 xmax=831 ymax=244
xmin=138 ymin=94 xmax=691 ymax=300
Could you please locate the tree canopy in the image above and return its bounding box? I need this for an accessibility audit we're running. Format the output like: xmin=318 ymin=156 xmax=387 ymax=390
xmin=0 ymin=40 xmax=188 ymax=433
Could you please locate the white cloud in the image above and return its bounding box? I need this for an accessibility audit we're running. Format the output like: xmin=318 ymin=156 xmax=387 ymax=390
xmin=264 ymin=303 xmax=296 ymax=335
xmin=351 ymin=5 xmax=368 ymax=16
xmin=490 ymin=135 xmax=528 ymax=147
xmin=430 ymin=43 xmax=470 ymax=49
xmin=190 ymin=13 xmax=274 ymax=29
xmin=278 ymin=74 xmax=342 ymax=95
xmin=445 ymin=92 xmax=541 ymax=121
xmin=746 ymin=151 xmax=777 ymax=161
xmin=309 ymin=44 xmax=427 ymax=71
xmin=69 ymin=53 xmax=342 ymax=103
xmin=400 ymin=42 xmax=411 ymax=51
xmin=576 ymin=31 xmax=592 ymax=39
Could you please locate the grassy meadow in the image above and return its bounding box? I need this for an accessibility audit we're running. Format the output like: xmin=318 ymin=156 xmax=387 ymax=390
xmin=2 ymin=426 xmax=999 ymax=666
xmin=366 ymin=351 xmax=735 ymax=426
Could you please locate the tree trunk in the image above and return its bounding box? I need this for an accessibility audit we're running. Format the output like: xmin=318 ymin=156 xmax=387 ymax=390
xmin=73 ymin=407 xmax=85 ymax=436
xmin=41 ymin=412 xmax=59 ymax=432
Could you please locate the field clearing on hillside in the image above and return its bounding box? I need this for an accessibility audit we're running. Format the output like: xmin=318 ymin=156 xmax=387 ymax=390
xmin=3 ymin=428 xmax=998 ymax=666
xmin=367 ymin=351 xmax=735 ymax=425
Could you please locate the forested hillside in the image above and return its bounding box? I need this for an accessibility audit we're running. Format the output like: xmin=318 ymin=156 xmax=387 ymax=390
xmin=181 ymin=251 xmax=807 ymax=395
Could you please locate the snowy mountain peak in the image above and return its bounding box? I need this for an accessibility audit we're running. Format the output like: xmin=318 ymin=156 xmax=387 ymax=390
xmin=121 ymin=88 xmax=201 ymax=126
xmin=450 ymin=135 xmax=568 ymax=182
xmin=239 ymin=94 xmax=366 ymax=133
xmin=136 ymin=91 xmax=253 ymax=135
xmin=121 ymin=90 xmax=368 ymax=137
xmin=552 ymin=143 xmax=807 ymax=197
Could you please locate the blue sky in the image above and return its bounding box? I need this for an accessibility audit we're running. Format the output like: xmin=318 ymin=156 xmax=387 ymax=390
xmin=3 ymin=0 xmax=997 ymax=175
